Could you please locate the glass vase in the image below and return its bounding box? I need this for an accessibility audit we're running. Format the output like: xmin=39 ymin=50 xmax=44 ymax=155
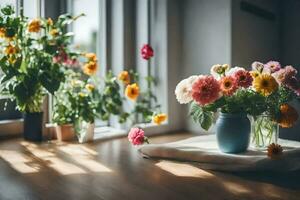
xmin=251 ymin=115 xmax=279 ymax=149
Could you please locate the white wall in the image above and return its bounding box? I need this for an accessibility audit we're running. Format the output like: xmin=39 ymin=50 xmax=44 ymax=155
xmin=181 ymin=0 xmax=232 ymax=133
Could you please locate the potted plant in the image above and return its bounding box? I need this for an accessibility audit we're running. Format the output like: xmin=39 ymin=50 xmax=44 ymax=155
xmin=0 ymin=5 xmax=81 ymax=141
xmin=175 ymin=63 xmax=299 ymax=153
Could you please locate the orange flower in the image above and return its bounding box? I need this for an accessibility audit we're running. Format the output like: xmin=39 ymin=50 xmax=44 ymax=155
xmin=219 ymin=76 xmax=238 ymax=96
xmin=4 ymin=44 xmax=17 ymax=55
xmin=83 ymin=61 xmax=98 ymax=75
xmin=125 ymin=83 xmax=140 ymax=100
xmin=278 ymin=104 xmax=298 ymax=128
xmin=0 ymin=28 xmax=6 ymax=38
xmin=85 ymin=83 xmax=95 ymax=92
xmin=267 ymin=143 xmax=283 ymax=159
xmin=28 ymin=19 xmax=41 ymax=32
xmin=118 ymin=71 xmax=130 ymax=85
xmin=153 ymin=113 xmax=167 ymax=125
xmin=85 ymin=53 xmax=97 ymax=62
xmin=50 ymin=29 xmax=59 ymax=37
xmin=47 ymin=18 xmax=53 ymax=26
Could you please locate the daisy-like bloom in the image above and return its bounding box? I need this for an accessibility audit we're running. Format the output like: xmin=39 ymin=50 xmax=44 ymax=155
xmin=125 ymin=83 xmax=140 ymax=101
xmin=192 ymin=75 xmax=221 ymax=106
xmin=226 ymin=66 xmax=244 ymax=76
xmin=251 ymin=61 xmax=264 ymax=72
xmin=175 ymin=75 xmax=198 ymax=104
xmin=47 ymin=18 xmax=53 ymax=26
xmin=118 ymin=71 xmax=130 ymax=85
xmin=264 ymin=61 xmax=281 ymax=73
xmin=250 ymin=71 xmax=260 ymax=78
xmin=85 ymin=83 xmax=95 ymax=92
xmin=4 ymin=44 xmax=17 ymax=55
xmin=267 ymin=143 xmax=283 ymax=159
xmin=28 ymin=19 xmax=41 ymax=33
xmin=50 ymin=29 xmax=59 ymax=37
xmin=219 ymin=76 xmax=238 ymax=96
xmin=85 ymin=53 xmax=97 ymax=62
xmin=0 ymin=27 xmax=6 ymax=38
xmin=83 ymin=61 xmax=98 ymax=75
xmin=141 ymin=44 xmax=154 ymax=60
xmin=152 ymin=113 xmax=167 ymax=125
xmin=128 ymin=127 xmax=148 ymax=145
xmin=233 ymin=69 xmax=253 ymax=88
xmin=253 ymin=74 xmax=278 ymax=96
xmin=277 ymin=104 xmax=298 ymax=128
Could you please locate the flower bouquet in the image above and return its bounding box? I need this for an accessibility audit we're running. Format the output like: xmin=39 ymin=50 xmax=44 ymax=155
xmin=175 ymin=62 xmax=299 ymax=153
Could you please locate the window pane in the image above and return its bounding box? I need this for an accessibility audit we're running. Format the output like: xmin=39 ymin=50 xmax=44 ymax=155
xmin=23 ymin=0 xmax=39 ymax=18
xmin=0 ymin=0 xmax=16 ymax=7
xmin=70 ymin=0 xmax=99 ymax=54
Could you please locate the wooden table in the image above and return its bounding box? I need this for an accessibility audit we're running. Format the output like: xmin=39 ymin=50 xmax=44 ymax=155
xmin=0 ymin=132 xmax=299 ymax=200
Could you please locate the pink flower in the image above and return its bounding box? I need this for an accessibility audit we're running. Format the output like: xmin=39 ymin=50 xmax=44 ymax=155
xmin=264 ymin=61 xmax=281 ymax=73
xmin=233 ymin=69 xmax=253 ymax=88
xmin=192 ymin=75 xmax=221 ymax=106
xmin=273 ymin=65 xmax=297 ymax=85
xmin=128 ymin=128 xmax=147 ymax=145
xmin=141 ymin=44 xmax=154 ymax=60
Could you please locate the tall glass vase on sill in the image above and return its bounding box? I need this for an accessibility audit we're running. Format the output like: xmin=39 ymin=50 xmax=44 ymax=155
xmin=251 ymin=115 xmax=279 ymax=149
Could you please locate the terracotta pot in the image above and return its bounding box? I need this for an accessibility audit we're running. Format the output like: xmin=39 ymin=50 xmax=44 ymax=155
xmin=55 ymin=124 xmax=75 ymax=141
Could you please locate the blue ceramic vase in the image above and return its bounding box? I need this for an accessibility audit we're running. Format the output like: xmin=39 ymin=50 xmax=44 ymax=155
xmin=215 ymin=112 xmax=250 ymax=153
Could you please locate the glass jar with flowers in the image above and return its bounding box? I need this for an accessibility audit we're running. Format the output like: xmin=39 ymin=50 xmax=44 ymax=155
xmin=0 ymin=6 xmax=82 ymax=141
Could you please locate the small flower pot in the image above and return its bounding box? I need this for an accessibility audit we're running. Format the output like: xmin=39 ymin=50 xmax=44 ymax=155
xmin=75 ymin=121 xmax=95 ymax=143
xmin=55 ymin=124 xmax=76 ymax=142
xmin=23 ymin=112 xmax=43 ymax=142
xmin=215 ymin=112 xmax=251 ymax=153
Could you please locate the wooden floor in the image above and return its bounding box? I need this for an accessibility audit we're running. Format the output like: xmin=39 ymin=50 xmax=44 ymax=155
xmin=0 ymin=132 xmax=299 ymax=200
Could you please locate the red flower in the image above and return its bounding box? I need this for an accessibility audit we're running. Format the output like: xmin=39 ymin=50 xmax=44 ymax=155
xmin=233 ymin=69 xmax=253 ymax=88
xmin=141 ymin=44 xmax=154 ymax=60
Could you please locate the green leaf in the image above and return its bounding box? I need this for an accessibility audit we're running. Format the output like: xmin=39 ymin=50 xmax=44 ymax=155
xmin=190 ymin=102 xmax=213 ymax=131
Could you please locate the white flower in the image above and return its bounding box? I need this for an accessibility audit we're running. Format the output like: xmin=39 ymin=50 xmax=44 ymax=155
xmin=175 ymin=75 xmax=199 ymax=104
xmin=251 ymin=61 xmax=264 ymax=72
xmin=226 ymin=66 xmax=245 ymax=76
xmin=210 ymin=64 xmax=222 ymax=79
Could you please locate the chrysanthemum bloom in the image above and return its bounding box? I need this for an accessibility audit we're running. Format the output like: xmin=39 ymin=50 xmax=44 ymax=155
xmin=0 ymin=28 xmax=6 ymax=38
xmin=192 ymin=75 xmax=221 ymax=106
xmin=267 ymin=143 xmax=283 ymax=159
xmin=253 ymin=74 xmax=278 ymax=96
xmin=251 ymin=61 xmax=264 ymax=72
xmin=85 ymin=53 xmax=97 ymax=62
xmin=47 ymin=18 xmax=53 ymax=26
xmin=250 ymin=71 xmax=260 ymax=78
xmin=264 ymin=61 xmax=281 ymax=73
xmin=277 ymin=104 xmax=299 ymax=128
xmin=125 ymin=83 xmax=140 ymax=101
xmin=118 ymin=71 xmax=130 ymax=85
xmin=4 ymin=44 xmax=17 ymax=55
xmin=175 ymin=75 xmax=198 ymax=104
xmin=141 ymin=44 xmax=154 ymax=60
xmin=85 ymin=84 xmax=95 ymax=92
xmin=50 ymin=29 xmax=59 ymax=37
xmin=128 ymin=127 xmax=148 ymax=145
xmin=272 ymin=65 xmax=298 ymax=90
xmin=219 ymin=76 xmax=238 ymax=96
xmin=233 ymin=69 xmax=253 ymax=88
xmin=83 ymin=61 xmax=98 ymax=75
xmin=28 ymin=19 xmax=41 ymax=32
xmin=152 ymin=113 xmax=167 ymax=125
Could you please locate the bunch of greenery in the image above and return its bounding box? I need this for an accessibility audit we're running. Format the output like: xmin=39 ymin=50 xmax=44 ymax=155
xmin=0 ymin=5 xmax=81 ymax=113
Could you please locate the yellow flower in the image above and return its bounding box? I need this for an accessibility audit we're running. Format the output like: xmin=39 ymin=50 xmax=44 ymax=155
xmin=79 ymin=92 xmax=86 ymax=97
xmin=85 ymin=84 xmax=95 ymax=92
xmin=85 ymin=53 xmax=97 ymax=62
xmin=267 ymin=143 xmax=283 ymax=159
xmin=278 ymin=104 xmax=298 ymax=128
xmin=253 ymin=74 xmax=278 ymax=96
xmin=50 ymin=29 xmax=59 ymax=37
xmin=0 ymin=28 xmax=6 ymax=38
xmin=118 ymin=71 xmax=130 ymax=85
xmin=8 ymin=56 xmax=16 ymax=64
xmin=28 ymin=19 xmax=41 ymax=33
xmin=250 ymin=71 xmax=260 ymax=78
xmin=125 ymin=83 xmax=139 ymax=100
xmin=153 ymin=113 xmax=167 ymax=125
xmin=47 ymin=18 xmax=53 ymax=26
xmin=83 ymin=61 xmax=98 ymax=75
xmin=4 ymin=44 xmax=17 ymax=55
